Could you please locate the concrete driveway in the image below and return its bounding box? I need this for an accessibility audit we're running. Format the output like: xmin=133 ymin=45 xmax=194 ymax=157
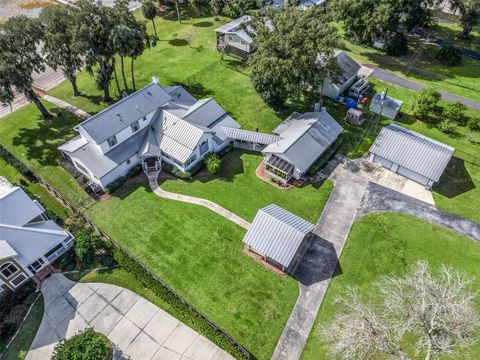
xmin=26 ymin=274 xmax=233 ymax=360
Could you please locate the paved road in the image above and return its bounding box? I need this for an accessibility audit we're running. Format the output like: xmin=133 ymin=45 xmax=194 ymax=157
xmin=271 ymin=156 xmax=370 ymax=360
xmin=26 ymin=274 xmax=233 ymax=360
xmin=149 ymin=172 xmax=251 ymax=230
xmin=367 ymin=65 xmax=480 ymax=111
xmin=359 ymin=182 xmax=480 ymax=241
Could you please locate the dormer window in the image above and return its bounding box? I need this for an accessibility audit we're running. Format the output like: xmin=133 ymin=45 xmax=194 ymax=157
xmin=107 ymin=135 xmax=118 ymax=148
xmin=131 ymin=121 xmax=140 ymax=133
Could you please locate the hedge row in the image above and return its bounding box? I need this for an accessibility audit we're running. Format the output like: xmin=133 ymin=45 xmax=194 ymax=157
xmin=112 ymin=247 xmax=250 ymax=359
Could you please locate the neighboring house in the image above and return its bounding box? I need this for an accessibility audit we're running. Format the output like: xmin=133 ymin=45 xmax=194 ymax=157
xmin=243 ymin=204 xmax=315 ymax=273
xmin=369 ymin=124 xmax=454 ymax=188
xmin=268 ymin=0 xmax=326 ymax=10
xmin=59 ymin=78 xmax=240 ymax=190
xmin=215 ymin=16 xmax=255 ymax=57
xmin=261 ymin=111 xmax=343 ymax=183
xmin=0 ymin=177 xmax=74 ymax=293
xmin=370 ymin=92 xmax=403 ymax=120
xmin=319 ymin=50 xmax=361 ymax=99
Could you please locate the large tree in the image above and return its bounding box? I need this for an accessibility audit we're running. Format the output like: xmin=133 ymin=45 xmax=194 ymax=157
xmin=322 ymin=261 xmax=478 ymax=360
xmin=75 ymin=0 xmax=117 ymax=102
xmin=110 ymin=25 xmax=137 ymax=93
xmin=248 ymin=5 xmax=338 ymax=106
xmin=39 ymin=6 xmax=84 ymax=97
xmin=448 ymin=0 xmax=480 ymax=39
xmin=0 ymin=16 xmax=53 ymax=119
xmin=142 ymin=0 xmax=158 ymax=39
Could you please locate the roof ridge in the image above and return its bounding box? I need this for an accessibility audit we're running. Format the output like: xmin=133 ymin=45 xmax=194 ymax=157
xmin=387 ymin=124 xmax=454 ymax=152
xmin=0 ymin=222 xmax=68 ymax=237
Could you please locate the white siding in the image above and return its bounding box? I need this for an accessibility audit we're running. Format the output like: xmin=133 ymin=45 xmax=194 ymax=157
xmin=226 ymin=34 xmax=250 ymax=52
xmin=100 ymin=155 xmax=141 ymax=188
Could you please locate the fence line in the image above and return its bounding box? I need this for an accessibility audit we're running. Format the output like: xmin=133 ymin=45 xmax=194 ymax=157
xmin=182 ymin=59 xmax=224 ymax=85
xmin=0 ymin=145 xmax=252 ymax=359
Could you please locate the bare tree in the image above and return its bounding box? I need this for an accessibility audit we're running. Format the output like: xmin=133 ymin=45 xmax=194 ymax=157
xmin=321 ymin=261 xmax=478 ymax=360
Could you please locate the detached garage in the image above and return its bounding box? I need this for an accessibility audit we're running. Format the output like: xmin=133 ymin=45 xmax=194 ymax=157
xmin=242 ymin=204 xmax=315 ymax=274
xmin=369 ymin=124 xmax=454 ymax=188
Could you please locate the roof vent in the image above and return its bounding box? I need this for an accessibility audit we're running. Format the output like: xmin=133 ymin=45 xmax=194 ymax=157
xmin=147 ymin=91 xmax=152 ymax=96
xmin=152 ymin=76 xmax=159 ymax=84
xmin=116 ymin=113 xmax=123 ymax=121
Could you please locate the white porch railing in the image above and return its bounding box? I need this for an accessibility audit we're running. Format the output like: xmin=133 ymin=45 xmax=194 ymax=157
xmin=143 ymin=160 xmax=161 ymax=172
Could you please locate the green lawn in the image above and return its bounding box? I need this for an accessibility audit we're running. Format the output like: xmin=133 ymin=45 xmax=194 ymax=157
xmin=301 ymin=213 xmax=480 ymax=360
xmin=161 ymin=151 xmax=333 ymax=223
xmin=1 ymin=296 xmax=44 ymax=360
xmin=85 ymin=182 xmax=299 ymax=358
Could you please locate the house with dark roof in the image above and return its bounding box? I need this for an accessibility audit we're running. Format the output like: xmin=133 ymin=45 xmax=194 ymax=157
xmin=243 ymin=204 xmax=315 ymax=273
xmin=369 ymin=124 xmax=455 ymax=188
xmin=319 ymin=50 xmax=361 ymax=99
xmin=59 ymin=77 xmax=240 ymax=190
xmin=215 ymin=16 xmax=255 ymax=57
xmin=0 ymin=177 xmax=74 ymax=294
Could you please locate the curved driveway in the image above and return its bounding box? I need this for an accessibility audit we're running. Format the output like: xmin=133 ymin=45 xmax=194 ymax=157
xmin=26 ymin=274 xmax=233 ymax=360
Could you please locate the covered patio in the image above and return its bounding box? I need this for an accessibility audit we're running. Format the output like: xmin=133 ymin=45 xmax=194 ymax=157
xmin=265 ymin=155 xmax=294 ymax=183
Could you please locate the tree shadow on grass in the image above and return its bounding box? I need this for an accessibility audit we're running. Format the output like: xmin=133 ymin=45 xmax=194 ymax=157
xmin=434 ymin=157 xmax=476 ymax=198
xmin=12 ymin=108 xmax=81 ymax=166
xmin=193 ymin=21 xmax=213 ymax=27
xmin=169 ymin=38 xmax=189 ymax=46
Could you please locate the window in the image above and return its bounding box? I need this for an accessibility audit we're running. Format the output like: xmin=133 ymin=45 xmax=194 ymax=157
xmin=126 ymin=159 xmax=131 ymax=165
xmin=185 ymin=154 xmax=197 ymax=166
xmin=228 ymin=35 xmax=233 ymax=41
xmin=1 ymin=262 xmax=19 ymax=278
xmin=44 ymin=243 xmax=64 ymax=259
xmin=75 ymin=161 xmax=89 ymax=175
xmin=143 ymin=116 xmax=147 ymax=121
xmin=241 ymin=41 xmax=246 ymax=45
xmin=199 ymin=140 xmax=209 ymax=155
xmin=131 ymin=121 xmax=140 ymax=133
xmin=107 ymin=135 xmax=118 ymax=148
xmin=11 ymin=273 xmax=27 ymax=287
xmin=28 ymin=258 xmax=45 ymax=274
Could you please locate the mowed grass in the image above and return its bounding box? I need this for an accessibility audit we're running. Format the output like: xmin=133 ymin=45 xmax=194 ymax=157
xmin=47 ymin=10 xmax=283 ymax=132
xmin=161 ymin=151 xmax=333 ymax=223
xmin=85 ymin=183 xmax=299 ymax=358
xmin=301 ymin=213 xmax=480 ymax=360
xmin=1 ymin=296 xmax=44 ymax=360
xmin=0 ymin=102 xmax=91 ymax=207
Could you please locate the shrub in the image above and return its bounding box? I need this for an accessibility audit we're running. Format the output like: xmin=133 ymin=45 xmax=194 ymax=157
xmin=468 ymin=116 xmax=480 ymax=132
xmin=204 ymin=153 xmax=222 ymax=174
xmin=443 ymin=101 xmax=468 ymax=126
xmin=126 ymin=164 xmax=142 ymax=178
xmin=385 ymin=32 xmax=408 ymax=56
xmin=74 ymin=228 xmax=102 ymax=263
xmin=162 ymin=163 xmax=192 ymax=179
xmin=437 ymin=119 xmax=458 ymax=136
xmin=436 ymin=45 xmax=462 ymax=66
xmin=106 ymin=176 xmax=126 ymax=194
xmin=412 ymin=88 xmax=441 ymax=121
xmin=51 ymin=328 xmax=111 ymax=360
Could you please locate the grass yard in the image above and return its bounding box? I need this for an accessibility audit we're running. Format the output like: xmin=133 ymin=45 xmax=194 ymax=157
xmin=85 ymin=182 xmax=299 ymax=358
xmin=301 ymin=213 xmax=480 ymax=360
xmin=161 ymin=151 xmax=333 ymax=223
xmin=1 ymin=296 xmax=44 ymax=360
xmin=335 ymin=20 xmax=480 ymax=103
xmin=0 ymin=102 xmax=92 ymax=207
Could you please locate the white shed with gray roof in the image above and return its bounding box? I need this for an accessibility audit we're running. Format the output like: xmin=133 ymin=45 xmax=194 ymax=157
xmin=319 ymin=50 xmax=361 ymax=99
xmin=369 ymin=124 xmax=454 ymax=188
xmin=243 ymin=204 xmax=315 ymax=272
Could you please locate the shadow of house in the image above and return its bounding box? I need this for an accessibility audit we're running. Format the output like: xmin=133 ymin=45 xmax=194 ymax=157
xmin=12 ymin=108 xmax=81 ymax=166
xmin=293 ymin=235 xmax=341 ymax=287
xmin=434 ymin=157 xmax=476 ymax=198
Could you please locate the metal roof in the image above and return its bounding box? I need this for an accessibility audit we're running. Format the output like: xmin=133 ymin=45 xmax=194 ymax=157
xmin=0 ymin=240 xmax=17 ymax=260
xmin=214 ymin=16 xmax=253 ymax=44
xmin=263 ymin=111 xmax=343 ymax=173
xmin=0 ymin=185 xmax=44 ymax=226
xmin=79 ymin=83 xmax=171 ymax=143
xmin=243 ymin=204 xmax=315 ymax=269
xmin=318 ymin=50 xmax=360 ymax=84
xmin=139 ymin=127 xmax=162 ymax=157
xmin=369 ymin=124 xmax=455 ymax=182
xmin=370 ymin=93 xmax=403 ymax=120
xmin=182 ymin=98 xmax=227 ymax=127
xmin=221 ymin=127 xmax=281 ymax=145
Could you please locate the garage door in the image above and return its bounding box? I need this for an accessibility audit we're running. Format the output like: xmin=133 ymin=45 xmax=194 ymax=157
xmin=397 ymin=166 xmax=429 ymax=186
xmin=373 ymin=155 xmax=393 ymax=169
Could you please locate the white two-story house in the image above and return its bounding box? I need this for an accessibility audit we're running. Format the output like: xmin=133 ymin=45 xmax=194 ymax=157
xmin=59 ymin=78 xmax=241 ymax=190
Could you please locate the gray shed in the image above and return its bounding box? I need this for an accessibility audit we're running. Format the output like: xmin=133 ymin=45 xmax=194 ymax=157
xmin=369 ymin=124 xmax=454 ymax=188
xmin=370 ymin=93 xmax=403 ymax=120
xmin=243 ymin=204 xmax=315 ymax=273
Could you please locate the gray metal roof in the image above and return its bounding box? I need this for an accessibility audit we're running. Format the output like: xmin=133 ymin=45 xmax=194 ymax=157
xmin=370 ymin=93 xmax=403 ymax=120
xmin=369 ymin=124 xmax=455 ymax=182
xmin=79 ymin=83 xmax=171 ymax=143
xmin=70 ymin=128 xmax=148 ymax=179
xmin=243 ymin=204 xmax=315 ymax=269
xmin=333 ymin=50 xmax=360 ymax=83
xmin=0 ymin=185 xmax=44 ymax=226
xmin=263 ymin=111 xmax=343 ymax=173
xmin=182 ymin=98 xmax=226 ymax=127
xmin=214 ymin=16 xmax=253 ymax=43
xmin=221 ymin=127 xmax=281 ymax=145
xmin=139 ymin=127 xmax=162 ymax=157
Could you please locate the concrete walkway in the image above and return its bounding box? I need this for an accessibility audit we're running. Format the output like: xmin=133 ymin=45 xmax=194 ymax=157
xmin=42 ymin=95 xmax=90 ymax=120
xmin=359 ymin=182 xmax=480 ymax=241
xmin=148 ymin=172 xmax=251 ymax=230
xmin=366 ymin=65 xmax=480 ymax=111
xmin=271 ymin=157 xmax=370 ymax=360
xmin=26 ymin=273 xmax=233 ymax=360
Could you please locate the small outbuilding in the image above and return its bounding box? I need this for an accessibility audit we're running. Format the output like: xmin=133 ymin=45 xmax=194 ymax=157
xmin=214 ymin=16 xmax=255 ymax=58
xmin=318 ymin=51 xmax=361 ymax=99
xmin=346 ymin=108 xmax=365 ymax=126
xmin=242 ymin=204 xmax=315 ymax=273
xmin=369 ymin=124 xmax=454 ymax=188
xmin=370 ymin=92 xmax=403 ymax=119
